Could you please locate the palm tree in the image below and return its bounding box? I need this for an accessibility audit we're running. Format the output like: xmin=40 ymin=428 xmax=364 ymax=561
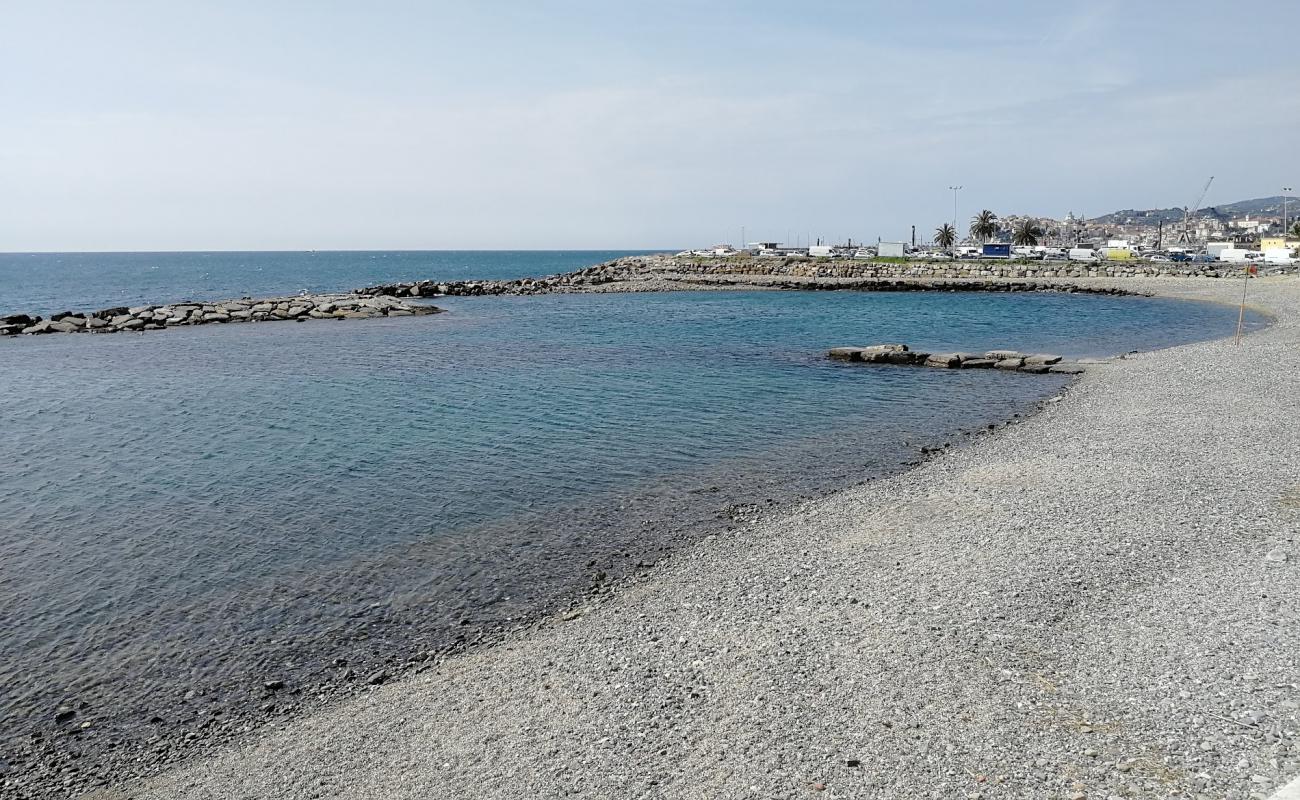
xmin=933 ymin=223 xmax=956 ymax=250
xmin=969 ymin=210 xmax=998 ymax=242
xmin=1013 ymin=219 xmax=1044 ymax=247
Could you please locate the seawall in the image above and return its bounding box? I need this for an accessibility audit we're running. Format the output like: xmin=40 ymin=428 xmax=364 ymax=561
xmin=1 ymin=293 xmax=441 ymax=338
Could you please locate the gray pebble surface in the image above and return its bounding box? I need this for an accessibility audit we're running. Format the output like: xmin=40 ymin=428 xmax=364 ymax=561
xmin=114 ymin=277 xmax=1299 ymax=800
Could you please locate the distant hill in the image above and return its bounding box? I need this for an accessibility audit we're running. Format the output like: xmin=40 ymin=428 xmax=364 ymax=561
xmin=1089 ymin=196 xmax=1292 ymax=226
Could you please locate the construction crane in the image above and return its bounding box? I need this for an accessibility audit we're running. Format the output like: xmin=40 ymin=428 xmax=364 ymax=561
xmin=1177 ymin=176 xmax=1214 ymax=244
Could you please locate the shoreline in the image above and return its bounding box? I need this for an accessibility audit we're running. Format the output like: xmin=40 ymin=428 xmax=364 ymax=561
xmin=104 ymin=274 xmax=1299 ymax=799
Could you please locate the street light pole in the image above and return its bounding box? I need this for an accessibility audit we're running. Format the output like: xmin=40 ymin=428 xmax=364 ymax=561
xmin=1284 ymin=188 xmax=1293 ymax=240
xmin=949 ymin=185 xmax=962 ymax=253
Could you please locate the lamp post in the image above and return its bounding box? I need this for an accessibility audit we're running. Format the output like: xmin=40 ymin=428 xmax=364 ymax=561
xmin=948 ymin=185 xmax=962 ymax=253
xmin=1284 ymin=188 xmax=1293 ymax=240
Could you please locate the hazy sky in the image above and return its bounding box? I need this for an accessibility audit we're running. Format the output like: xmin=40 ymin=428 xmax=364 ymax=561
xmin=3 ymin=1 xmax=1298 ymax=251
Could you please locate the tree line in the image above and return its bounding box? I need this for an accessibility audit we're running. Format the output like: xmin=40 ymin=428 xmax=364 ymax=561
xmin=933 ymin=210 xmax=1048 ymax=249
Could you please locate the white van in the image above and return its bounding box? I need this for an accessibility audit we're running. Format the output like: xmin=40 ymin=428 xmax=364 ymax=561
xmin=1264 ymin=248 xmax=1295 ymax=265
xmin=1218 ymin=249 xmax=1252 ymax=263
xmin=1067 ymin=247 xmax=1098 ymax=262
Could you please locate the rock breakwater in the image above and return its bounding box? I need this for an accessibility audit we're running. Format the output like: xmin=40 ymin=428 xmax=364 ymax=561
xmin=829 ymin=343 xmax=1086 ymax=374
xmin=357 ymin=253 xmax=1253 ymax=301
xmin=627 ymin=254 xmax=1276 ymax=281
xmin=355 ymin=262 xmax=634 ymax=299
xmin=1 ymin=294 xmax=441 ymax=337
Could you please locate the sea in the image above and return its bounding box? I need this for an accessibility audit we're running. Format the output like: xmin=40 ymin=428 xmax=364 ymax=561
xmin=0 ymin=251 xmax=1263 ymax=792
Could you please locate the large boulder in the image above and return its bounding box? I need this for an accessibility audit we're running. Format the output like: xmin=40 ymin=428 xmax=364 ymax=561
xmin=828 ymin=347 xmax=867 ymax=361
xmin=994 ymin=358 xmax=1025 ymax=370
xmin=959 ymin=358 xmax=997 ymax=369
xmin=924 ymin=353 xmax=962 ymax=368
xmin=1023 ymin=354 xmax=1063 ymax=366
xmin=883 ymin=350 xmax=922 ymax=365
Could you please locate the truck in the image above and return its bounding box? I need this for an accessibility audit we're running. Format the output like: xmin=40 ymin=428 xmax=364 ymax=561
xmin=1101 ymin=247 xmax=1134 ymax=261
xmin=1264 ymin=248 xmax=1295 ymax=266
xmin=1067 ymin=247 xmax=1098 ymax=262
xmin=1217 ymin=249 xmax=1253 ymax=263
xmin=877 ymin=241 xmax=907 ymax=258
xmin=1206 ymin=242 xmax=1233 ymax=258
xmin=981 ymin=243 xmax=1011 ymax=259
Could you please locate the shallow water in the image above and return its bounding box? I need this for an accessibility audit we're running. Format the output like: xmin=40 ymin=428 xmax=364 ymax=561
xmin=0 ymin=276 xmax=1263 ymax=793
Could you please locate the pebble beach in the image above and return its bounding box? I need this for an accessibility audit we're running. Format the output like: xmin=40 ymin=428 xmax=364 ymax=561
xmin=105 ymin=274 xmax=1299 ymax=800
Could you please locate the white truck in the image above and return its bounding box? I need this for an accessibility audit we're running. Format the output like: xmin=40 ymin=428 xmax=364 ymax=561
xmin=1217 ymin=249 xmax=1254 ymax=263
xmin=877 ymin=241 xmax=908 ymax=258
xmin=1264 ymin=248 xmax=1295 ymax=266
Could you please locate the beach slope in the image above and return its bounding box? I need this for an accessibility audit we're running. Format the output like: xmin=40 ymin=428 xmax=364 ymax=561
xmin=122 ymin=277 xmax=1299 ymax=800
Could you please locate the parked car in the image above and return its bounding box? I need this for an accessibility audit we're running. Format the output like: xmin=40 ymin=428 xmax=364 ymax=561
xmin=1146 ymin=254 xmax=1171 ymax=262
xmin=1191 ymin=254 xmax=1216 ymax=263
xmin=1169 ymin=252 xmax=1193 ymax=263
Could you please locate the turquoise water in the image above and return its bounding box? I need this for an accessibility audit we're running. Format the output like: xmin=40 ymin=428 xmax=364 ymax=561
xmin=0 ymin=253 xmax=1262 ymax=790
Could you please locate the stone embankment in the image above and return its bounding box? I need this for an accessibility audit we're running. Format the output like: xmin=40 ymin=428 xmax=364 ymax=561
xmin=358 ymin=253 xmax=1269 ymax=301
xmin=635 ymin=254 xmax=1274 ymax=281
xmin=828 ymin=343 xmax=1086 ymax=374
xmin=1 ymin=294 xmax=441 ymax=337
xmin=355 ymin=263 xmax=632 ymax=298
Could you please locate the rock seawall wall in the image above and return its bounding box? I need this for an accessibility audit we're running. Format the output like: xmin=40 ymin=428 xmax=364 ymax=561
xmin=2 ymin=294 xmax=440 ymax=337
xmin=356 ymin=254 xmax=1269 ymax=300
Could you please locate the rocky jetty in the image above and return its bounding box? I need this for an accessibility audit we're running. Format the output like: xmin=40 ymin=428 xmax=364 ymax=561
xmin=1 ymin=293 xmax=441 ymax=337
xmin=828 ymin=343 xmax=1085 ymax=374
xmin=620 ymin=253 xmax=1283 ymax=281
xmin=357 ymin=252 xmax=1259 ymax=301
xmin=355 ymin=262 xmax=637 ymax=299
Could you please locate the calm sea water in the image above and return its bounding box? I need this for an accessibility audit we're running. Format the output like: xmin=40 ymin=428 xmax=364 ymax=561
xmin=0 ymin=251 xmax=1261 ymax=791
xmin=0 ymin=250 xmax=658 ymax=316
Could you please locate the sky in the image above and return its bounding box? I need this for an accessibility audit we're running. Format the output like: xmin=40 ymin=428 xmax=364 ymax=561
xmin=2 ymin=0 xmax=1298 ymax=251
